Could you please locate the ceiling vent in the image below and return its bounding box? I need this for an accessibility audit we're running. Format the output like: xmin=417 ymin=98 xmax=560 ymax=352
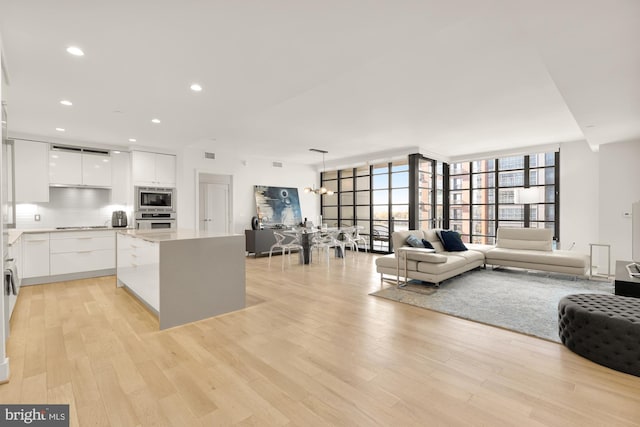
xmin=204 ymin=152 xmax=216 ymax=160
xmin=272 ymin=161 xmax=283 ymax=168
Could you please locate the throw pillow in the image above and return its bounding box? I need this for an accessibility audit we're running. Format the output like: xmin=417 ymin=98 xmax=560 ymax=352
xmin=405 ymin=235 xmax=425 ymax=248
xmin=421 ymin=239 xmax=434 ymax=249
xmin=438 ymin=230 xmax=468 ymax=252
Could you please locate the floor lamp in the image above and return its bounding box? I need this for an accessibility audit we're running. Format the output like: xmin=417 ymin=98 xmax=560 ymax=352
xmin=514 ymin=187 xmax=545 ymax=227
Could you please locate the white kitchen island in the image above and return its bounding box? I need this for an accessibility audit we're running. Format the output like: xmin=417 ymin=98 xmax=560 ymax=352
xmin=116 ymin=229 xmax=245 ymax=330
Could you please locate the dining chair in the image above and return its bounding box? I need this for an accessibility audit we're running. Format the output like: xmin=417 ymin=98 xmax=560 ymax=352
xmin=269 ymin=231 xmax=303 ymax=269
xmin=310 ymin=232 xmax=333 ymax=263
xmin=342 ymin=225 xmax=368 ymax=255
xmin=328 ymin=229 xmax=347 ymax=264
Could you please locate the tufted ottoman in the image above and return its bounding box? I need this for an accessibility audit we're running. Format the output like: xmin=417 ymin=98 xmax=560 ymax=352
xmin=558 ymin=293 xmax=640 ymax=377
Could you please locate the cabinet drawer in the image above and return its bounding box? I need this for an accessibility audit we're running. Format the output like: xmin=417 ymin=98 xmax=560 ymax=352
xmin=50 ymin=249 xmax=115 ymax=275
xmin=50 ymin=230 xmax=115 ymax=240
xmin=24 ymin=232 xmax=50 ymax=242
xmin=50 ymin=236 xmax=115 ymax=253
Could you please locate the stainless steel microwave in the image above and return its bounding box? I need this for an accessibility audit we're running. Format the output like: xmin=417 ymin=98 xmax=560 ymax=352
xmin=135 ymin=186 xmax=176 ymax=212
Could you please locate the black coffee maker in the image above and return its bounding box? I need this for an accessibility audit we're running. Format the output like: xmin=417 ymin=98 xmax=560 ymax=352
xmin=111 ymin=211 xmax=128 ymax=227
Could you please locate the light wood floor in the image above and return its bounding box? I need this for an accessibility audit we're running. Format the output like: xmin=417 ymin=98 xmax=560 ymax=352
xmin=2 ymin=253 xmax=639 ymax=426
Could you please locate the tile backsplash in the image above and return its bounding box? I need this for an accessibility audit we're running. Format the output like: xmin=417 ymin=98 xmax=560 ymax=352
xmin=16 ymin=187 xmax=131 ymax=229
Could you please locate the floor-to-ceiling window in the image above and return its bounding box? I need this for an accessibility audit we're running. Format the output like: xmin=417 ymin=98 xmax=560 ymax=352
xmin=372 ymin=159 xmax=410 ymax=251
xmin=320 ymin=170 xmax=338 ymax=227
xmin=321 ymin=150 xmax=559 ymax=252
xmin=448 ymin=151 xmax=558 ymax=244
xmin=415 ymin=155 xmax=445 ymax=231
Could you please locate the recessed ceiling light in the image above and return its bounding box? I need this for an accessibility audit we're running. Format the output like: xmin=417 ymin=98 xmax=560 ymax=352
xmin=113 ymin=150 xmax=121 ymax=154
xmin=55 ymin=127 xmax=65 ymax=132
xmin=128 ymin=138 xmax=137 ymax=142
xmin=151 ymin=118 xmax=161 ymax=124
xmin=60 ymin=100 xmax=73 ymax=106
xmin=66 ymin=46 xmax=84 ymax=56
xmin=190 ymin=83 xmax=203 ymax=92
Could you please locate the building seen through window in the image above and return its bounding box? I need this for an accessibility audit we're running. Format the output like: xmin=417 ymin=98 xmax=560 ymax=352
xmin=321 ymin=151 xmax=558 ymax=252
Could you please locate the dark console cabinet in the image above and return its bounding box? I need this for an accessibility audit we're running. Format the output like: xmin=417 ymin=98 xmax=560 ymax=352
xmin=245 ymin=229 xmax=277 ymax=257
xmin=614 ymin=260 xmax=640 ymax=298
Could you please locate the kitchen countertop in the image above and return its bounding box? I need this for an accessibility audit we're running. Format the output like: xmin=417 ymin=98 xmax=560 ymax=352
xmin=117 ymin=228 xmax=242 ymax=243
xmin=7 ymin=226 xmax=133 ymax=245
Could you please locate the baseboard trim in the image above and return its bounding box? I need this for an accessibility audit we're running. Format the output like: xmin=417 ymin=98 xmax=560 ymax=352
xmin=21 ymin=269 xmax=115 ymax=286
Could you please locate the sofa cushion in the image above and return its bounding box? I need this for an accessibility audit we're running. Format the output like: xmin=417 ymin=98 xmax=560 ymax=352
xmin=423 ymin=230 xmax=445 ymax=252
xmin=486 ymin=248 xmax=588 ymax=268
xmin=376 ymin=252 xmax=447 ymax=273
xmin=497 ymin=238 xmax=552 ymax=252
xmin=445 ymin=250 xmax=485 ymax=263
xmin=438 ymin=230 xmax=468 ymax=252
xmin=405 ymin=252 xmax=448 ymax=264
xmin=421 ymin=239 xmax=434 ymax=250
xmin=416 ymin=255 xmax=468 ymax=274
xmin=465 ymin=243 xmax=495 ymax=254
xmin=375 ymin=254 xmax=399 ymax=269
xmin=405 ymin=235 xmax=425 ymax=248
xmin=496 ymin=228 xmax=553 ymax=251
xmin=391 ymin=230 xmax=425 ymax=252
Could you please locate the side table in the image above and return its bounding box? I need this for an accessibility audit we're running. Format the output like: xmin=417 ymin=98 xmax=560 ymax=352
xmin=396 ymin=246 xmax=436 ymax=287
xmin=589 ymin=243 xmax=611 ymax=279
xmin=614 ymin=260 xmax=640 ymax=298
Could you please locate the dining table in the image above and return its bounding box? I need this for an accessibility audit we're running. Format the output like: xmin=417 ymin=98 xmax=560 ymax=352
xmin=283 ymin=228 xmax=319 ymax=264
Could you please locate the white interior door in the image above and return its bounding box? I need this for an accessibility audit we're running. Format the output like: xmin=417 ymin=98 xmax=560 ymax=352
xmin=199 ymin=182 xmax=229 ymax=234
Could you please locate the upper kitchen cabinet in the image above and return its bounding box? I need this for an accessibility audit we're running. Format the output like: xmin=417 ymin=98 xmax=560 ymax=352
xmin=49 ymin=149 xmax=81 ymax=185
xmin=110 ymin=151 xmax=131 ymax=205
xmin=49 ymin=146 xmax=112 ymax=187
xmin=14 ymin=139 xmax=49 ymax=202
xmin=132 ymin=151 xmax=176 ymax=187
xmin=82 ymin=152 xmax=112 ymax=187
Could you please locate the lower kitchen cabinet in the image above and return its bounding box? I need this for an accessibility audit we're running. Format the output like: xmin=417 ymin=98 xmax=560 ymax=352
xmin=49 ymin=230 xmax=115 ymax=275
xmin=20 ymin=229 xmax=117 ymax=285
xmin=22 ymin=233 xmax=50 ymax=278
xmin=117 ymin=233 xmax=159 ymax=311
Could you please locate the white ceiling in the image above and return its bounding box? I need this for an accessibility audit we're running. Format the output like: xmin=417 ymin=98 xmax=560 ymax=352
xmin=1 ymin=0 xmax=638 ymax=165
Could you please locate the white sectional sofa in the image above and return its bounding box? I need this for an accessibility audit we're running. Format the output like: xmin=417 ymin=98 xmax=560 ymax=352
xmin=375 ymin=227 xmax=589 ymax=286
xmin=375 ymin=229 xmax=493 ymax=286
xmin=485 ymin=228 xmax=589 ymax=277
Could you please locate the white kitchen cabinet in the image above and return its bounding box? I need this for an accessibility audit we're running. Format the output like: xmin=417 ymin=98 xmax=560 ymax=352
xmin=132 ymin=151 xmax=176 ymax=187
xmin=14 ymin=140 xmax=49 ymax=202
xmin=154 ymin=154 xmax=176 ymax=187
xmin=111 ymin=151 xmax=131 ymax=205
xmin=22 ymin=233 xmax=50 ymax=278
xmin=50 ymin=150 xmax=112 ymax=187
xmin=82 ymin=153 xmax=112 ymax=187
xmin=117 ymin=233 xmax=159 ymax=311
xmin=49 ymin=230 xmax=115 ymax=275
xmin=49 ymin=150 xmax=82 ymax=185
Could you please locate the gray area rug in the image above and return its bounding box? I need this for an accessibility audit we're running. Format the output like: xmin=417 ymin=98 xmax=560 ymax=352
xmin=370 ymin=268 xmax=613 ymax=342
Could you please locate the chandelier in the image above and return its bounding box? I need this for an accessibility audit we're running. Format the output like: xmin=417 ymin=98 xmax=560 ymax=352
xmin=304 ymin=149 xmax=334 ymax=195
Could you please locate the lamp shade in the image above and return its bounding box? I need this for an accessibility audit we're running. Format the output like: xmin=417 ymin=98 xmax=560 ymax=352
xmin=514 ymin=187 xmax=544 ymax=204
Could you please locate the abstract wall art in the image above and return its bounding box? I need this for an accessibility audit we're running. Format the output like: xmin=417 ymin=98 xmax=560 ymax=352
xmin=253 ymin=185 xmax=302 ymax=227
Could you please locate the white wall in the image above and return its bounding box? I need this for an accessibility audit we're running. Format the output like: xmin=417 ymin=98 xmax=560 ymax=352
xmin=177 ymin=147 xmax=319 ymax=234
xmin=560 ymin=139 xmax=640 ymax=273
xmin=15 ymin=187 xmax=130 ymax=229
xmin=598 ymin=140 xmax=640 ymax=269
xmin=559 ymin=140 xmax=599 ymax=253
